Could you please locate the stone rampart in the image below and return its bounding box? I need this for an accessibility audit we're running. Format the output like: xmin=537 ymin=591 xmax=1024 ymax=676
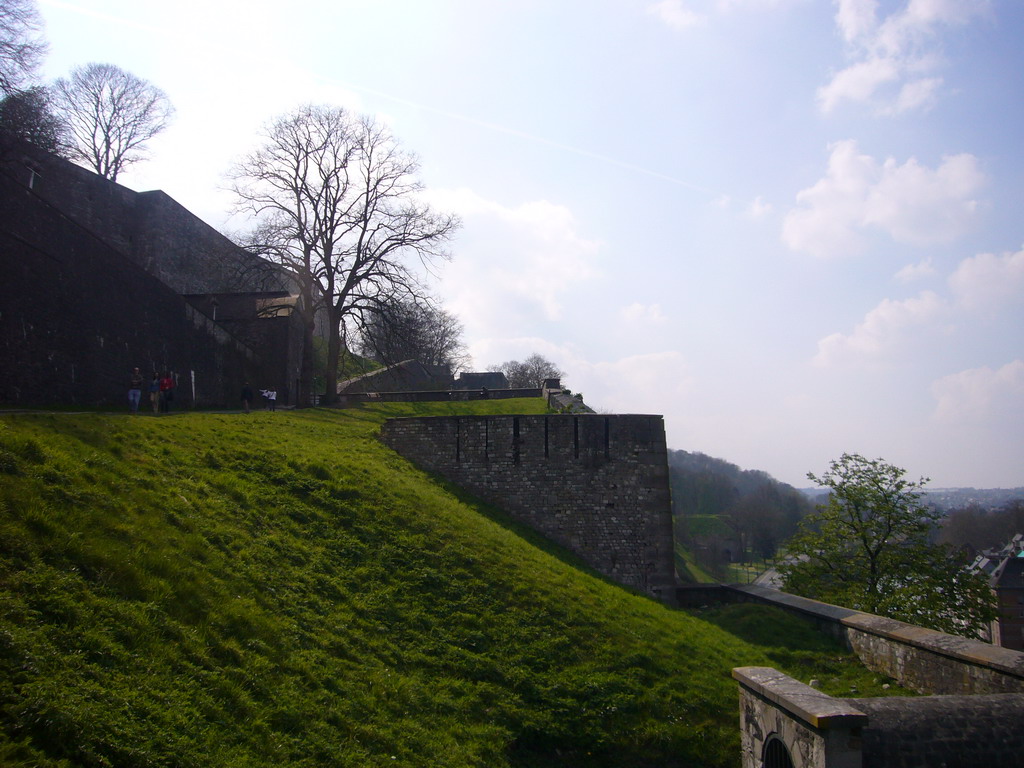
xmin=723 ymin=584 xmax=1024 ymax=695
xmin=380 ymin=414 xmax=677 ymax=602
xmin=734 ymin=666 xmax=1024 ymax=768
xmin=341 ymin=388 xmax=542 ymax=405
xmin=1 ymin=142 xmax=304 ymax=406
xmin=0 ymin=162 xmax=260 ymax=407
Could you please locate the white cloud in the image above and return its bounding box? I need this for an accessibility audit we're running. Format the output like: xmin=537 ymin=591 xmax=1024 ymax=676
xmin=835 ymin=0 xmax=879 ymax=42
xmin=817 ymin=57 xmax=900 ymax=113
xmin=747 ymin=196 xmax=773 ymax=219
xmin=813 ymin=290 xmax=945 ymax=366
xmin=820 ymin=0 xmax=989 ymax=114
xmin=422 ymin=187 xmax=601 ymax=336
xmin=619 ymin=302 xmax=668 ymax=327
xmin=894 ymin=258 xmax=935 ymax=283
xmin=782 ymin=140 xmax=984 ymax=258
xmin=887 ymin=76 xmax=943 ymax=114
xmin=646 ymin=0 xmax=704 ymax=30
xmin=931 ymin=360 xmax=1024 ymax=422
xmin=948 ymin=246 xmax=1024 ymax=310
xmin=574 ymin=351 xmax=695 ymax=416
xmin=862 ymin=152 xmax=984 ymax=245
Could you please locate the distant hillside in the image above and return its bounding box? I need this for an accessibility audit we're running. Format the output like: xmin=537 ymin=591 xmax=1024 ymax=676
xmin=0 ymin=401 xmax=884 ymax=767
xmin=668 ymin=450 xmax=813 ymax=578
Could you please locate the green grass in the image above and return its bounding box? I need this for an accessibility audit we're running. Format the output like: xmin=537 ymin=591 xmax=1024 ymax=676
xmin=673 ymin=544 xmax=719 ymax=584
xmin=690 ymin=604 xmax=911 ymax=698
xmin=1 ymin=401 xmax=896 ymax=767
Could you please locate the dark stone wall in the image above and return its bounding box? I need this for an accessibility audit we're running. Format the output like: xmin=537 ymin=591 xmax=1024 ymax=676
xmin=11 ymin=148 xmax=289 ymax=295
xmin=852 ymin=694 xmax=1024 ymax=767
xmin=0 ymin=164 xmax=260 ymax=407
xmin=380 ymin=414 xmax=677 ymax=602
xmin=718 ymin=585 xmax=1024 ymax=695
xmin=1 ymin=142 xmax=304 ymax=407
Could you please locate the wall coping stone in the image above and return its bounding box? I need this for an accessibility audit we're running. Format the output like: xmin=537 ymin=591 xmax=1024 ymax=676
xmin=732 ymin=584 xmax=1024 ymax=681
xmin=732 ymin=667 xmax=868 ymax=730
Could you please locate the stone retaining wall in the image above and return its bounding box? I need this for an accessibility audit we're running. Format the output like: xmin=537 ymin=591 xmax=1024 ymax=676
xmin=380 ymin=414 xmax=677 ymax=602
xmin=734 ymin=667 xmax=1024 ymax=768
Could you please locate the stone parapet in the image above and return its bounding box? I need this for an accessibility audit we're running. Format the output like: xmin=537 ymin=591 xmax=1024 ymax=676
xmin=734 ymin=666 xmax=1024 ymax=768
xmin=380 ymin=414 xmax=677 ymax=602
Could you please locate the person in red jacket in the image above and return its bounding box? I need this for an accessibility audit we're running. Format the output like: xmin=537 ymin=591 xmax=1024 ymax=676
xmin=158 ymin=371 xmax=175 ymax=414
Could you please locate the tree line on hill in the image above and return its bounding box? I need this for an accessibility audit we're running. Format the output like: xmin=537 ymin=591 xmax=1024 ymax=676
xmin=668 ymin=449 xmax=814 ymax=575
xmin=936 ymin=499 xmax=1024 ymax=561
xmin=777 ymin=453 xmax=998 ymax=639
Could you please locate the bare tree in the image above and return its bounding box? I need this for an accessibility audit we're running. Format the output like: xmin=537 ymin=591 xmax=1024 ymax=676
xmin=357 ymin=298 xmax=470 ymax=373
xmin=53 ymin=62 xmax=173 ymax=181
xmin=230 ymin=105 xmax=460 ymax=404
xmin=495 ymin=353 xmax=564 ymax=388
xmin=0 ymin=0 xmax=46 ymax=97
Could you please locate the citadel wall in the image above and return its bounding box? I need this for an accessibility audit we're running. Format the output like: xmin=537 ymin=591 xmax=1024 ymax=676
xmin=380 ymin=414 xmax=678 ymax=603
xmin=0 ymin=167 xmax=255 ymax=407
xmin=0 ymin=144 xmax=301 ymax=407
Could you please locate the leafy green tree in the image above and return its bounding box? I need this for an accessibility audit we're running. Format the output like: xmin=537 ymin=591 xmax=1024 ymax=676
xmin=778 ymin=453 xmax=997 ymax=639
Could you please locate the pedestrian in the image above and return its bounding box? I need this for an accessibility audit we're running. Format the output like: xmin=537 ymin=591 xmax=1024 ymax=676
xmin=266 ymin=388 xmax=277 ymax=411
xmin=128 ymin=367 xmax=144 ymax=414
xmin=241 ymin=382 xmax=253 ymax=414
xmin=148 ymin=373 xmax=160 ymax=415
xmin=159 ymin=371 xmax=175 ymax=413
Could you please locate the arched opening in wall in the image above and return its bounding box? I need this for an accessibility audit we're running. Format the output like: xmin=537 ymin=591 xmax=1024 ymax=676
xmin=762 ymin=735 xmax=794 ymax=768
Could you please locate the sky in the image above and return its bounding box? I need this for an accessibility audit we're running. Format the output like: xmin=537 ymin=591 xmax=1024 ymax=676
xmin=32 ymin=0 xmax=1024 ymax=489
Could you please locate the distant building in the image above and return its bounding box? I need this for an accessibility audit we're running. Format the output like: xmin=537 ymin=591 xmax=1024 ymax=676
xmin=970 ymin=533 xmax=1024 ymax=651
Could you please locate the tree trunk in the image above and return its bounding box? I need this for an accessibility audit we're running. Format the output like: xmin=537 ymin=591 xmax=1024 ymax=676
xmin=322 ymin=308 xmax=343 ymax=406
xmin=300 ymin=318 xmax=315 ymax=407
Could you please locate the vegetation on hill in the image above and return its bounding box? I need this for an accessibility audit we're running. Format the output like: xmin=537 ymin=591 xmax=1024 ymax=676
xmin=669 ymin=450 xmax=813 ymax=579
xmin=779 ymin=453 xmax=997 ymax=639
xmin=2 ymin=401 xmax=894 ymax=767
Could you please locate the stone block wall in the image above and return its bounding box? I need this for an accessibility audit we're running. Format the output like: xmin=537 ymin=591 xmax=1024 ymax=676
xmin=733 ymin=667 xmax=866 ymax=768
xmin=380 ymin=414 xmax=677 ymax=602
xmin=734 ymin=667 xmax=1024 ymax=768
xmin=0 ymin=167 xmax=256 ymax=407
xmin=722 ymin=585 xmax=1024 ymax=695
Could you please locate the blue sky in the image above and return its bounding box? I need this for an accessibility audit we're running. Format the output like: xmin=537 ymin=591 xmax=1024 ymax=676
xmin=35 ymin=0 xmax=1024 ymax=488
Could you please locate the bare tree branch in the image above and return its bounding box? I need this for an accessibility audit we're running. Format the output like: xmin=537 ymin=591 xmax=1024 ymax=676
xmin=0 ymin=0 xmax=47 ymax=97
xmin=229 ymin=104 xmax=460 ymax=404
xmin=53 ymin=62 xmax=173 ymax=181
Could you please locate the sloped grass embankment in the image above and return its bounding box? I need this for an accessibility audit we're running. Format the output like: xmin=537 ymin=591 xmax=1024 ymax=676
xmin=2 ymin=401 xmax=879 ymax=767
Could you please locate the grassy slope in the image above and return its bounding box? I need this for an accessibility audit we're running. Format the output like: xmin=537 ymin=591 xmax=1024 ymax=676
xmin=1 ymin=401 xmax=886 ymax=768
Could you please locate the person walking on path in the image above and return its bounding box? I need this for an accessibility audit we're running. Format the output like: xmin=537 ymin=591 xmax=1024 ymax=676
xmin=159 ymin=371 xmax=175 ymax=413
xmin=260 ymin=388 xmax=277 ymax=411
xmin=241 ymin=382 xmax=254 ymax=414
xmin=128 ymin=367 xmax=144 ymax=414
xmin=148 ymin=373 xmax=160 ymax=415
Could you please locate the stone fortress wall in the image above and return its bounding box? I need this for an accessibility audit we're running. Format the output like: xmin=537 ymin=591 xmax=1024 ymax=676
xmin=0 ymin=143 xmax=303 ymax=407
xmin=380 ymin=414 xmax=677 ymax=603
xmin=683 ymin=584 xmax=1024 ymax=767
